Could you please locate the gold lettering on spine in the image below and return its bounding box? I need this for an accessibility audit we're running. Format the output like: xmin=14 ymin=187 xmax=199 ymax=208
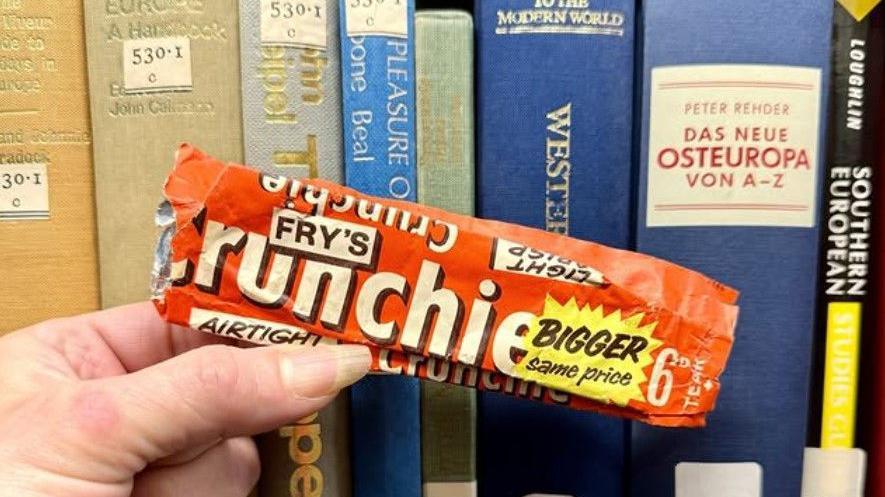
xmin=0 ymin=0 xmax=23 ymax=11
xmin=300 ymin=48 xmax=326 ymax=105
xmin=104 ymin=0 xmax=206 ymax=17
xmin=417 ymin=77 xmax=439 ymax=165
xmin=280 ymin=412 xmax=324 ymax=496
xmin=417 ymin=77 xmax=464 ymax=168
xmin=260 ymin=43 xmax=328 ymax=179
xmin=273 ymin=135 xmax=318 ymax=178
xmin=260 ymin=45 xmax=296 ymax=124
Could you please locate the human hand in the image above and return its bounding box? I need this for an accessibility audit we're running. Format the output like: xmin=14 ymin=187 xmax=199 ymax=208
xmin=0 ymin=302 xmax=370 ymax=497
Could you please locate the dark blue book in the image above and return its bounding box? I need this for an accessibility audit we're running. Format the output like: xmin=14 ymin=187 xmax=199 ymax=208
xmin=339 ymin=1 xmax=421 ymax=497
xmin=632 ymin=2 xmax=833 ymax=497
xmin=475 ymin=1 xmax=635 ymax=496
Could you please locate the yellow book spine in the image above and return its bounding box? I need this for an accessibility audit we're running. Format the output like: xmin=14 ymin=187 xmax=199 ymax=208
xmin=820 ymin=302 xmax=863 ymax=448
xmin=0 ymin=0 xmax=100 ymax=332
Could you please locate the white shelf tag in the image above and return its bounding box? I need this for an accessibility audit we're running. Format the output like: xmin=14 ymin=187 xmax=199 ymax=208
xmin=345 ymin=0 xmax=407 ymax=38
xmin=0 ymin=163 xmax=49 ymax=221
xmin=261 ymin=0 xmax=327 ymax=50
xmin=676 ymin=462 xmax=762 ymax=497
xmin=123 ymin=36 xmax=193 ymax=94
xmin=801 ymin=447 xmax=866 ymax=497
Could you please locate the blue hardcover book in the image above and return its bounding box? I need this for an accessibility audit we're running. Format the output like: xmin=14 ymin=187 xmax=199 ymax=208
xmin=341 ymin=0 xmax=418 ymax=198
xmin=475 ymin=1 xmax=635 ymax=496
xmin=339 ymin=2 xmax=421 ymax=497
xmin=632 ymin=2 xmax=832 ymax=497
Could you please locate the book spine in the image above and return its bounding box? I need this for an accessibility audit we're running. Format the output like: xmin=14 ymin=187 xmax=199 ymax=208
xmin=812 ymin=2 xmax=884 ymax=452
xmin=632 ymin=2 xmax=833 ymax=497
xmin=0 ymin=0 xmax=100 ymax=332
xmin=239 ymin=2 xmax=350 ymax=496
xmin=339 ymin=1 xmax=421 ymax=497
xmin=340 ymin=0 xmax=418 ymax=198
xmin=475 ymin=1 xmax=634 ymax=496
xmin=239 ymin=0 xmax=344 ymax=182
xmin=867 ymin=11 xmax=885 ymax=492
xmin=256 ymin=401 xmax=352 ymax=497
xmin=84 ymin=0 xmax=244 ymax=307
xmin=414 ymin=11 xmax=476 ymax=497
xmin=421 ymin=384 xmax=476 ymax=497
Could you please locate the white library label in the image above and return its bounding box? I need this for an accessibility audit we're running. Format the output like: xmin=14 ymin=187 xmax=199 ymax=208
xmin=0 ymin=163 xmax=49 ymax=221
xmin=261 ymin=0 xmax=327 ymax=50
xmin=646 ymin=64 xmax=822 ymax=228
xmin=123 ymin=36 xmax=193 ymax=94
xmin=345 ymin=0 xmax=407 ymax=38
xmin=675 ymin=462 xmax=762 ymax=497
xmin=800 ymin=447 xmax=866 ymax=497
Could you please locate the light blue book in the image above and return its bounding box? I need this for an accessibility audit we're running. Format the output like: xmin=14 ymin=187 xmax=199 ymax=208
xmin=339 ymin=2 xmax=421 ymax=497
xmin=240 ymin=0 xmax=344 ymax=182
xmin=340 ymin=0 xmax=418 ymax=198
xmin=239 ymin=2 xmax=350 ymax=496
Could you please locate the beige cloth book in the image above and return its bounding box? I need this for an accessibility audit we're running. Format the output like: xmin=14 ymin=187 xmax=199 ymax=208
xmin=84 ymin=1 xmax=244 ymax=307
xmin=0 ymin=0 xmax=100 ymax=332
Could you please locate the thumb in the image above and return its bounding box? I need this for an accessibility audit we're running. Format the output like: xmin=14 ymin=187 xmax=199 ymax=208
xmin=82 ymin=344 xmax=370 ymax=463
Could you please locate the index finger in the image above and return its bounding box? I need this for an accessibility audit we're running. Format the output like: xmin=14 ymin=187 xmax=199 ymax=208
xmin=79 ymin=302 xmax=234 ymax=372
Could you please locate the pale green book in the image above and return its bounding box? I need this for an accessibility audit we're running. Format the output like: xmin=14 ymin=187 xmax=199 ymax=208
xmin=416 ymin=10 xmax=475 ymax=217
xmin=415 ymin=10 xmax=477 ymax=497
xmin=84 ymin=1 xmax=244 ymax=307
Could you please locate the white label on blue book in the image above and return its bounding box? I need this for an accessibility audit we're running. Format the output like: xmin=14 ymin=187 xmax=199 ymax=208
xmin=122 ymin=37 xmax=193 ymax=94
xmin=646 ymin=64 xmax=822 ymax=228
xmin=0 ymin=162 xmax=49 ymax=221
xmin=675 ymin=462 xmax=762 ymax=497
xmin=345 ymin=0 xmax=407 ymax=38
xmin=260 ymin=0 xmax=327 ymax=50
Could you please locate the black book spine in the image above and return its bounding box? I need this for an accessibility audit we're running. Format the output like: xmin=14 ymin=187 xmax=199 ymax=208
xmin=808 ymin=2 xmax=883 ymax=449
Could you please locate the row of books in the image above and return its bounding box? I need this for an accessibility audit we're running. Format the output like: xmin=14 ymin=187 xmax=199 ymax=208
xmin=1 ymin=0 xmax=884 ymax=496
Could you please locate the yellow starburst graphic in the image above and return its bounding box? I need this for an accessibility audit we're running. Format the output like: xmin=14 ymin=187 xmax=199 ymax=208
xmin=514 ymin=295 xmax=662 ymax=406
xmin=838 ymin=0 xmax=881 ymax=21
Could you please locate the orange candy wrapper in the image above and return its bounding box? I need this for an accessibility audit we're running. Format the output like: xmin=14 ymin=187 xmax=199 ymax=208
xmin=153 ymin=145 xmax=740 ymax=427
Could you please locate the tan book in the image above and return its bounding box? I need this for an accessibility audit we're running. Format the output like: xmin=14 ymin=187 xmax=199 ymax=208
xmin=0 ymin=0 xmax=100 ymax=332
xmin=84 ymin=0 xmax=243 ymax=307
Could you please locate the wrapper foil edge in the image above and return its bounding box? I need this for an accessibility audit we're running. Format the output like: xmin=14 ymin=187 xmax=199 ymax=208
xmin=150 ymin=200 xmax=176 ymax=304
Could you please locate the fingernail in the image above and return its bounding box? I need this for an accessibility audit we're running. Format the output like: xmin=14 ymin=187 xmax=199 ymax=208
xmin=279 ymin=345 xmax=372 ymax=398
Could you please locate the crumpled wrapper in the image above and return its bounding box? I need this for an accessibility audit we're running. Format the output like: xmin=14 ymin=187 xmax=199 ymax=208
xmin=153 ymin=144 xmax=740 ymax=427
